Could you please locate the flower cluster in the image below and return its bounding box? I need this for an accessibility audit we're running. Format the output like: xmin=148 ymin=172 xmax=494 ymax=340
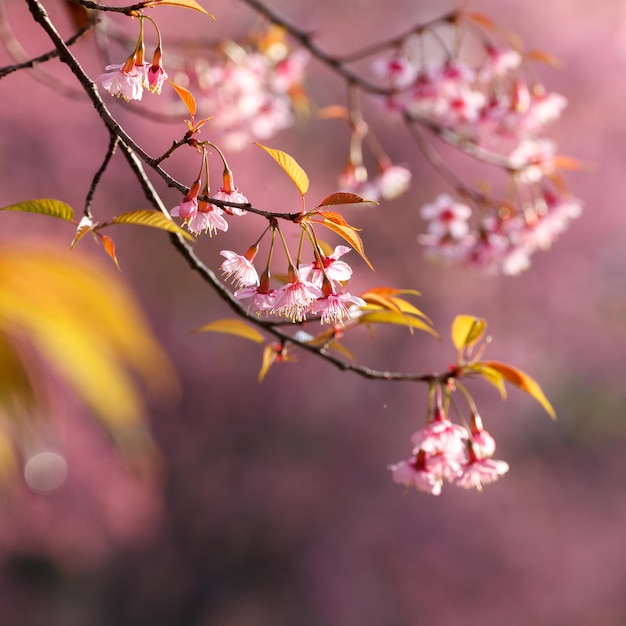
xmin=224 ymin=244 xmax=365 ymax=325
xmin=389 ymin=409 xmax=509 ymax=495
xmin=419 ymin=188 xmax=582 ymax=275
xmin=184 ymin=41 xmax=309 ymax=151
xmin=366 ymin=19 xmax=580 ymax=273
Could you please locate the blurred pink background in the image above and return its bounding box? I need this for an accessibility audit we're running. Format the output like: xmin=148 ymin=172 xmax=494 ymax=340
xmin=2 ymin=0 xmax=626 ymax=624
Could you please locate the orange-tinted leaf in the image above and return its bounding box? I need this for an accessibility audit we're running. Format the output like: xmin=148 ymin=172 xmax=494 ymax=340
xmin=192 ymin=318 xmax=264 ymax=344
xmin=388 ymin=296 xmax=431 ymax=322
xmin=255 ymin=143 xmax=309 ymax=196
xmin=464 ymin=12 xmax=495 ymax=30
xmin=1 ymin=198 xmax=74 ymax=221
xmin=317 ymin=105 xmax=350 ymax=120
xmin=525 ymin=49 xmax=562 ymax=67
xmin=71 ymin=215 xmax=95 ymax=249
xmin=258 ymin=345 xmax=277 ymax=382
xmin=144 ymin=0 xmax=214 ymax=17
xmin=101 ymin=234 xmax=121 ymax=271
xmin=311 ymin=211 xmax=373 ymax=270
xmin=112 ymin=209 xmax=194 ymax=241
xmin=358 ymin=310 xmax=438 ymax=337
xmin=167 ymin=79 xmax=197 ymax=119
xmin=553 ymin=155 xmax=584 ymax=171
xmin=305 ymin=329 xmax=355 ymax=361
xmin=452 ymin=315 xmax=487 ymax=352
xmin=468 ymin=363 xmax=507 ymax=400
xmin=315 ymin=192 xmax=372 ymax=209
xmin=483 ymin=361 xmax=556 ymax=420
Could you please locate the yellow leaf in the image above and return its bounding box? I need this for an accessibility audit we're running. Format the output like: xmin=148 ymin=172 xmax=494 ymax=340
xmin=358 ymin=310 xmax=439 ymax=338
xmin=144 ymin=0 xmax=214 ymax=17
xmin=258 ymin=345 xmax=277 ymax=382
xmin=192 ymin=318 xmax=265 ymax=344
xmin=483 ymin=361 xmax=556 ymax=420
xmin=0 ymin=243 xmax=179 ymax=456
xmin=167 ymin=79 xmax=197 ymax=119
xmin=451 ymin=315 xmax=487 ymax=352
xmin=468 ymin=363 xmax=508 ymax=400
xmin=255 ymin=143 xmax=309 ymax=196
xmin=112 ymin=209 xmax=194 ymax=241
xmin=315 ymin=192 xmax=373 ymax=208
xmin=0 ymin=198 xmax=74 ymax=221
xmin=310 ymin=210 xmax=374 ymax=271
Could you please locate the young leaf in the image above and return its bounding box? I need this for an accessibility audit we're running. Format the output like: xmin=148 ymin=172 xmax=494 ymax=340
xmin=310 ymin=210 xmax=374 ymax=270
xmin=451 ymin=315 xmax=487 ymax=352
xmin=167 ymin=79 xmax=197 ymax=120
xmin=315 ymin=192 xmax=373 ymax=209
xmin=258 ymin=345 xmax=278 ymax=382
xmin=192 ymin=318 xmax=265 ymax=344
xmin=0 ymin=198 xmax=74 ymax=221
xmin=483 ymin=361 xmax=556 ymax=420
xmin=112 ymin=209 xmax=194 ymax=241
xmin=255 ymin=143 xmax=309 ymax=196
xmin=101 ymin=234 xmax=121 ymax=271
xmin=358 ymin=310 xmax=439 ymax=338
xmin=144 ymin=0 xmax=214 ymax=17
xmin=468 ymin=363 xmax=507 ymax=400
xmin=464 ymin=11 xmax=496 ymax=30
xmin=71 ymin=215 xmax=96 ymax=249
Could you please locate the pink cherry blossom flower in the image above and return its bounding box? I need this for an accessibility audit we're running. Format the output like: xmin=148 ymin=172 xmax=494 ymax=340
xmin=420 ymin=193 xmax=473 ymax=240
xmin=372 ymin=51 xmax=418 ymax=89
xmin=376 ymin=164 xmax=412 ymax=200
xmin=299 ymin=245 xmax=353 ymax=288
xmin=147 ymin=64 xmax=168 ymax=94
xmin=235 ymin=286 xmax=278 ymax=316
xmin=454 ymin=457 xmax=509 ymax=491
xmin=171 ymin=197 xmax=199 ymax=221
xmin=411 ymin=409 xmax=469 ymax=457
xmin=309 ymin=291 xmax=366 ymax=325
xmin=96 ymin=63 xmax=148 ymax=101
xmin=189 ymin=208 xmax=229 ymax=236
xmin=220 ymin=250 xmax=259 ymax=287
xmin=508 ymin=138 xmax=556 ymax=183
xmin=273 ymin=279 xmax=322 ymax=322
xmin=213 ymin=188 xmax=249 ymax=216
xmin=388 ymin=458 xmax=443 ymax=495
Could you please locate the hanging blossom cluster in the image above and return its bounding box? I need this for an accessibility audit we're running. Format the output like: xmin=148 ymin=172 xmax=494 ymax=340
xmin=178 ymin=31 xmax=310 ymax=152
xmin=390 ymin=408 xmax=509 ymax=495
xmin=366 ymin=16 xmax=582 ymax=274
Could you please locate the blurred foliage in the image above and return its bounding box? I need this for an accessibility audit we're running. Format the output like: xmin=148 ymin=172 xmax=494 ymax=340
xmin=0 ymin=241 xmax=179 ymax=480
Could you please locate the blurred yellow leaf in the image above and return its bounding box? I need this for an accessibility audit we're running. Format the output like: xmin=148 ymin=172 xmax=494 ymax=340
xmin=468 ymin=362 xmax=508 ymax=400
xmin=358 ymin=310 xmax=439 ymax=337
xmin=193 ymin=318 xmax=265 ymax=344
xmin=483 ymin=361 xmax=556 ymax=420
xmin=0 ymin=242 xmax=179 ymax=457
xmin=452 ymin=315 xmax=487 ymax=352
xmin=258 ymin=345 xmax=278 ymax=382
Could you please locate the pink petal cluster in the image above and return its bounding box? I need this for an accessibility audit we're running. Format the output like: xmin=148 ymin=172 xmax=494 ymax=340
xmin=189 ymin=48 xmax=309 ymax=151
xmin=389 ymin=409 xmax=509 ymax=495
xmin=220 ymin=250 xmax=259 ymax=288
xmin=96 ymin=63 xmax=149 ymax=101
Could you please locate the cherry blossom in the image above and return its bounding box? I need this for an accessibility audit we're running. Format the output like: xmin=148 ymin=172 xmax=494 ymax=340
xmin=273 ymin=279 xmax=322 ymax=322
xmin=213 ymin=188 xmax=249 ymax=216
xmin=96 ymin=63 xmax=148 ymax=101
xmin=220 ymin=250 xmax=260 ymax=287
xmin=299 ymin=245 xmax=354 ymax=288
xmin=309 ymin=291 xmax=366 ymax=325
xmin=454 ymin=457 xmax=510 ymax=491
xmin=171 ymin=197 xmax=199 ymax=221
xmin=388 ymin=457 xmax=443 ymax=496
xmin=420 ymin=194 xmax=473 ymax=240
xmin=235 ymin=285 xmax=278 ymax=316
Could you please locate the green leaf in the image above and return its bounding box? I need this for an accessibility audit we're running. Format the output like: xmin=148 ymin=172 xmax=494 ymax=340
xmin=112 ymin=209 xmax=194 ymax=241
xmin=451 ymin=315 xmax=487 ymax=352
xmin=0 ymin=198 xmax=74 ymax=221
xmin=255 ymin=143 xmax=309 ymax=196
xmin=483 ymin=360 xmax=556 ymax=420
xmin=167 ymin=79 xmax=197 ymax=120
xmin=358 ymin=310 xmax=439 ymax=338
xmin=315 ymin=192 xmax=373 ymax=208
xmin=144 ymin=0 xmax=214 ymax=17
xmin=192 ymin=318 xmax=265 ymax=344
